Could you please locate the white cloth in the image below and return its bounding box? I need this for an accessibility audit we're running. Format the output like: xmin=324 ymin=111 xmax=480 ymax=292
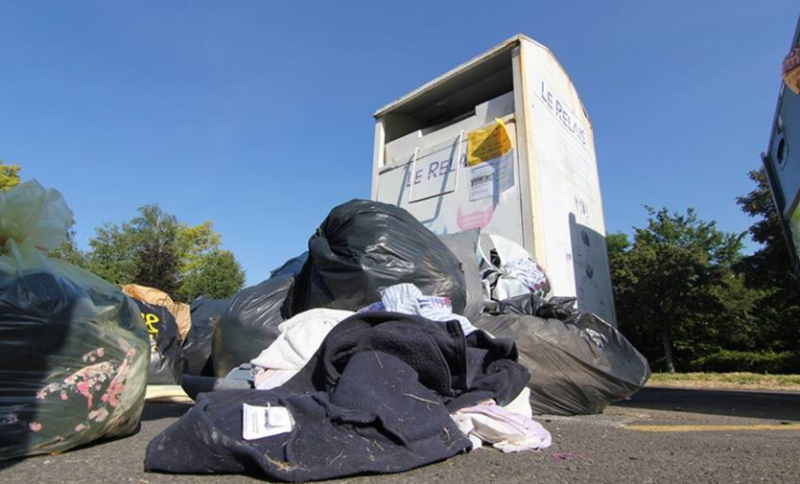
xmin=452 ymin=400 xmax=552 ymax=453
xmin=377 ymin=283 xmax=478 ymax=335
xmin=250 ymin=308 xmax=354 ymax=390
xmin=503 ymin=387 xmax=532 ymax=419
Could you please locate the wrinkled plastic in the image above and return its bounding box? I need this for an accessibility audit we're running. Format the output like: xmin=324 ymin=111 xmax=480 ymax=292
xmin=130 ymin=299 xmax=183 ymax=384
xmin=475 ymin=304 xmax=650 ymax=415
xmin=289 ymin=200 xmax=466 ymax=316
xmin=490 ymin=294 xmax=577 ymax=320
xmin=490 ymin=293 xmax=547 ymax=316
xmin=0 ymin=179 xmax=74 ymax=253
xmin=183 ymin=298 xmax=229 ymax=376
xmin=269 ymin=252 xmax=308 ymax=279
xmin=212 ymin=276 xmax=293 ymax=377
xmin=479 ymin=234 xmax=551 ymax=301
xmin=121 ymin=284 xmax=191 ymax=342
xmin=437 ymin=229 xmax=483 ymax=320
xmin=0 ymin=180 xmax=149 ymax=461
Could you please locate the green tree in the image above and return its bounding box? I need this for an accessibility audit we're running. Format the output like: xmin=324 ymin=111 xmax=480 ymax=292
xmin=178 ymin=249 xmax=246 ymax=300
xmin=736 ymin=169 xmax=800 ymax=352
xmin=0 ymin=161 xmax=21 ymax=191
xmin=86 ymin=221 xmax=139 ymax=284
xmin=609 ymin=207 xmax=748 ymax=372
xmin=85 ymin=204 xmax=244 ymax=300
xmin=48 ymin=229 xmax=88 ymax=268
xmin=175 ymin=221 xmax=221 ymax=277
xmin=130 ymin=205 xmax=181 ymax=295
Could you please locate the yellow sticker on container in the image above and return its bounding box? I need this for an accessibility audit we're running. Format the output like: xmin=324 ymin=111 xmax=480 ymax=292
xmin=467 ymin=119 xmax=512 ymax=166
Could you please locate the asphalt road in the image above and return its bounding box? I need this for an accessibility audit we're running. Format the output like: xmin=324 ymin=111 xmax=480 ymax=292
xmin=2 ymin=387 xmax=799 ymax=484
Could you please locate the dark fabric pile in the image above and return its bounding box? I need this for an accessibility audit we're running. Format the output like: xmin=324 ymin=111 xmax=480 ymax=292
xmin=145 ymin=312 xmax=529 ymax=482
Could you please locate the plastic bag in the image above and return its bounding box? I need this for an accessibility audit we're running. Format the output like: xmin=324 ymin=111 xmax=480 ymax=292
xmin=489 ymin=294 xmax=577 ymax=320
xmin=289 ymin=200 xmax=466 ymax=316
xmin=212 ymin=276 xmax=293 ymax=377
xmin=479 ymin=234 xmax=551 ymax=301
xmin=130 ymin=299 xmax=183 ymax=384
xmin=269 ymin=252 xmax=308 ymax=279
xmin=183 ymin=297 xmax=229 ymax=376
xmin=0 ymin=180 xmax=149 ymax=461
xmin=437 ymin=229 xmax=484 ymax=320
xmin=121 ymin=284 xmax=191 ymax=342
xmin=475 ymin=301 xmax=650 ymax=415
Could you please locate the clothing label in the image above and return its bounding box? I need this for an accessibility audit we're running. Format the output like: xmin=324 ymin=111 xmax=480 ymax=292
xmin=467 ymin=119 xmax=512 ymax=166
xmin=242 ymin=403 xmax=294 ymax=440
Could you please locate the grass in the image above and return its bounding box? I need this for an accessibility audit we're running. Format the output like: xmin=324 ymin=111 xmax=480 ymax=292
xmin=647 ymin=372 xmax=800 ymax=391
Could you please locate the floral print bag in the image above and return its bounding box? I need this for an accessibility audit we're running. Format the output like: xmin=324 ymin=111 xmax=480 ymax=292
xmin=0 ymin=181 xmax=149 ymax=461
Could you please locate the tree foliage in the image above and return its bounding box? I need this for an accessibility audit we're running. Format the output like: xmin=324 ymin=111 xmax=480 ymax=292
xmin=0 ymin=161 xmax=21 ymax=192
xmin=735 ymin=169 xmax=800 ymax=353
xmin=78 ymin=205 xmax=245 ymax=301
xmin=609 ymin=207 xmax=748 ymax=372
xmin=130 ymin=206 xmax=181 ymax=295
xmin=48 ymin=229 xmax=88 ymax=268
xmin=178 ymin=249 xmax=246 ymax=300
xmin=609 ymin=168 xmax=800 ymax=374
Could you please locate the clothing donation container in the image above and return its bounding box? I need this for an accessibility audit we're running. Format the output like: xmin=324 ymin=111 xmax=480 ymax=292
xmin=371 ymin=34 xmax=617 ymax=324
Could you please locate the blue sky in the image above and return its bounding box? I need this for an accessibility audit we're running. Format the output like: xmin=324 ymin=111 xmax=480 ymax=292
xmin=2 ymin=1 xmax=797 ymax=285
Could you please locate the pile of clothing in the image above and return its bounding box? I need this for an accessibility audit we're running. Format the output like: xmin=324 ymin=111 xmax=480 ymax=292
xmin=1 ymin=183 xmax=650 ymax=482
xmin=145 ymin=199 xmax=649 ymax=482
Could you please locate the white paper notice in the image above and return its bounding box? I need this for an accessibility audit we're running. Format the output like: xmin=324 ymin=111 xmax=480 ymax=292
xmin=470 ymin=163 xmax=494 ymax=201
xmin=489 ymin=151 xmax=515 ymax=193
xmin=242 ymin=403 xmax=294 ymax=440
xmin=469 ymin=151 xmax=515 ymax=201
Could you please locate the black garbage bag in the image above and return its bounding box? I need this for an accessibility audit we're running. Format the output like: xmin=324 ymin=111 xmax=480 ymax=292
xmin=0 ymin=180 xmax=150 ymax=461
xmin=475 ymin=304 xmax=650 ymax=415
xmin=212 ymin=275 xmax=293 ymax=377
xmin=183 ymin=298 xmax=229 ymax=376
xmin=489 ymin=293 xmax=576 ymax=320
xmin=289 ymin=199 xmax=466 ymax=316
xmin=437 ymin=229 xmax=483 ymax=320
xmin=132 ymin=299 xmax=184 ymax=385
xmin=269 ymin=252 xmax=308 ymax=279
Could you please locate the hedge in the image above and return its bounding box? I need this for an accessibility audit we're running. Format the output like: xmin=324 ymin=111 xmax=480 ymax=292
xmin=689 ymin=350 xmax=800 ymax=374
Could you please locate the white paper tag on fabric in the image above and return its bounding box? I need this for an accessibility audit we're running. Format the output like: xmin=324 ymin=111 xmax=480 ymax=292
xmin=242 ymin=403 xmax=294 ymax=440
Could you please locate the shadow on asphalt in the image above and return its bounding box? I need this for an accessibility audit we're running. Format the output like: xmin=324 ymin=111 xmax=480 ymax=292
xmin=140 ymin=402 xmax=192 ymax=421
xmin=0 ymin=409 xmax=173 ymax=473
xmin=0 ymin=459 xmax=21 ymax=472
xmin=615 ymin=386 xmax=800 ymax=422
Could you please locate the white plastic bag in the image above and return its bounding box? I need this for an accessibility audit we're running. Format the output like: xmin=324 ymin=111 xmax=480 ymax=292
xmin=479 ymin=234 xmax=551 ymax=301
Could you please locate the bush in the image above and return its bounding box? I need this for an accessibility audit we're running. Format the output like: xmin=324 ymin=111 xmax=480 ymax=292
xmin=690 ymin=350 xmax=800 ymax=374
